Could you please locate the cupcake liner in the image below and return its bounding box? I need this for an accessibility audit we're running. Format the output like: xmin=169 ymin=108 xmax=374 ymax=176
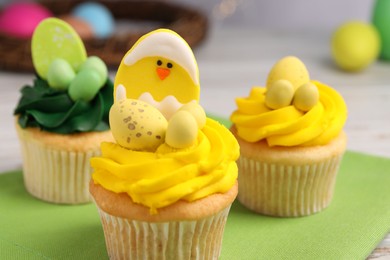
xmin=96 ymin=205 xmax=231 ymax=260
xmin=237 ymin=154 xmax=343 ymax=217
xmin=17 ymin=129 xmax=100 ymax=204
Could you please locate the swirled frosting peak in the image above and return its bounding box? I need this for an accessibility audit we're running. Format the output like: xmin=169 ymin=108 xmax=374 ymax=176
xmin=91 ymin=118 xmax=239 ymax=214
xmin=231 ymin=56 xmax=347 ymax=147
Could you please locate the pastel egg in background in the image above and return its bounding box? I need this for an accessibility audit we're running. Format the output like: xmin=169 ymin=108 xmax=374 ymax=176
xmin=0 ymin=2 xmax=52 ymax=38
xmin=72 ymin=2 xmax=114 ymax=39
xmin=372 ymin=0 xmax=390 ymax=60
xmin=331 ymin=21 xmax=380 ymax=72
xmin=59 ymin=15 xmax=94 ymax=40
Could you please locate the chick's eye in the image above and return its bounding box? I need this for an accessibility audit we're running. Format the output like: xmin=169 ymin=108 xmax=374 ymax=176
xmin=157 ymin=60 xmax=163 ymax=66
xmin=167 ymin=62 xmax=173 ymax=68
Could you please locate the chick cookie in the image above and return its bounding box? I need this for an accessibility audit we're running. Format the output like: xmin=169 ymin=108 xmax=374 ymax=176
xmin=114 ymin=29 xmax=200 ymax=119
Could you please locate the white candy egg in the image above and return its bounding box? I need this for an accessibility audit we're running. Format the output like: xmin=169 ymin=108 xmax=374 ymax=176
xmin=165 ymin=110 xmax=198 ymax=149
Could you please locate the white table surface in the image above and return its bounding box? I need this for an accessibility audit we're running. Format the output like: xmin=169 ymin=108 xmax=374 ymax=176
xmin=1 ymin=28 xmax=389 ymax=258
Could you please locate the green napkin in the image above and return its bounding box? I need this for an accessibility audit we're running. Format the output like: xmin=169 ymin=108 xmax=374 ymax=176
xmin=1 ymin=153 xmax=389 ymax=260
xmin=222 ymin=151 xmax=390 ymax=259
xmin=0 ymin=172 xmax=107 ymax=259
xmin=1 ymin=116 xmax=389 ymax=259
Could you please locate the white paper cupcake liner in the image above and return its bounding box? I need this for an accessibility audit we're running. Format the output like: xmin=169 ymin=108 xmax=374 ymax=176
xmin=96 ymin=205 xmax=231 ymax=260
xmin=17 ymin=132 xmax=99 ymax=204
xmin=237 ymin=154 xmax=343 ymax=217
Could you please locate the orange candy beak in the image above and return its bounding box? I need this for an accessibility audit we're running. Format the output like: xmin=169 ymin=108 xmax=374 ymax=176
xmin=156 ymin=67 xmax=170 ymax=80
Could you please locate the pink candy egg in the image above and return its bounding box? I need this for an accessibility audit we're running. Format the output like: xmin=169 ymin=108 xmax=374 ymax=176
xmin=0 ymin=2 xmax=52 ymax=38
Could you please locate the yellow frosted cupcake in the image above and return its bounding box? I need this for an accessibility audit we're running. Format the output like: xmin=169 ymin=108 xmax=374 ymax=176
xmin=230 ymin=56 xmax=347 ymax=217
xmin=14 ymin=18 xmax=114 ymax=204
xmin=90 ymin=29 xmax=239 ymax=259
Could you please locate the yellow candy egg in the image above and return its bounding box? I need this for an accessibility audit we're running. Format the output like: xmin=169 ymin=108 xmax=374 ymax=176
xmin=109 ymin=99 xmax=167 ymax=151
xmin=331 ymin=21 xmax=380 ymax=71
xmin=265 ymin=79 xmax=295 ymax=109
xmin=293 ymin=82 xmax=319 ymax=112
xmin=266 ymin=56 xmax=310 ymax=91
xmin=166 ymin=110 xmax=198 ymax=149
xmin=178 ymin=102 xmax=206 ymax=129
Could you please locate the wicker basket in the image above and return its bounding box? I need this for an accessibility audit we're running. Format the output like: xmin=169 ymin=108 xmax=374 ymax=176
xmin=0 ymin=0 xmax=208 ymax=71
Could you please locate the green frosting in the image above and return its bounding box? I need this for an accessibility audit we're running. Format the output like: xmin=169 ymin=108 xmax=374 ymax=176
xmin=14 ymin=76 xmax=113 ymax=134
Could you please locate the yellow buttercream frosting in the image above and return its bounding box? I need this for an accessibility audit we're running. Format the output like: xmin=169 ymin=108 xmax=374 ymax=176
xmin=230 ymin=80 xmax=347 ymax=146
xmin=91 ymin=118 xmax=239 ymax=214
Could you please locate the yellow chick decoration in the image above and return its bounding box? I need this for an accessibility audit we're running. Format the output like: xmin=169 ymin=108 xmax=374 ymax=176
xmin=110 ymin=85 xmax=206 ymax=151
xmin=109 ymin=85 xmax=168 ymax=151
xmin=114 ymin=29 xmax=200 ymax=120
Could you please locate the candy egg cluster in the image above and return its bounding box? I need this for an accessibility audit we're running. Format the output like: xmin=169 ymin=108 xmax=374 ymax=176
xmin=110 ymin=86 xmax=206 ymax=151
xmin=47 ymin=56 xmax=108 ymax=102
xmin=31 ymin=18 xmax=108 ymax=102
xmin=265 ymin=56 xmax=319 ymax=112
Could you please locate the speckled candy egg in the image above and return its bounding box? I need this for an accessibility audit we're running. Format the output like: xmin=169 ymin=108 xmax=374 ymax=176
xmin=109 ymin=99 xmax=167 ymax=151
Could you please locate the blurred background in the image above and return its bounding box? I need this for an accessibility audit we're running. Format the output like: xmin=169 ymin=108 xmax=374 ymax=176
xmin=173 ymin=0 xmax=373 ymax=32
xmin=0 ymin=0 xmax=375 ymax=32
xmin=0 ymin=2 xmax=389 ymax=256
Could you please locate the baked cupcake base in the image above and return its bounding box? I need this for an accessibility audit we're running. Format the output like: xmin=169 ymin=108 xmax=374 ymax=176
xmin=232 ymin=126 xmax=346 ymax=217
xmin=16 ymin=123 xmax=113 ymax=204
xmin=90 ymin=181 xmax=238 ymax=259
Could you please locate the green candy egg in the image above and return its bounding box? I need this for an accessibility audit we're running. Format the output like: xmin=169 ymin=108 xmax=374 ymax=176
xmin=78 ymin=56 xmax=108 ymax=87
xmin=47 ymin=59 xmax=76 ymax=90
xmin=68 ymin=69 xmax=101 ymax=102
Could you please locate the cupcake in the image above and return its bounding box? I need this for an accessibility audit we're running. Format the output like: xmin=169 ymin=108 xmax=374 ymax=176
xmin=89 ymin=29 xmax=239 ymax=259
xmin=14 ymin=18 xmax=114 ymax=204
xmin=230 ymin=56 xmax=347 ymax=217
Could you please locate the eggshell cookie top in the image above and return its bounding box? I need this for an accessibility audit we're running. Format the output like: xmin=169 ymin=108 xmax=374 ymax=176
xmin=114 ymin=29 xmax=200 ymax=113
